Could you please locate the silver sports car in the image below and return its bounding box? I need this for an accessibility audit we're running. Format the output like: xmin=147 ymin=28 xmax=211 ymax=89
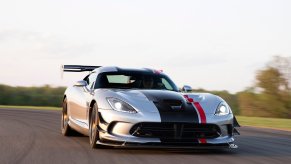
xmin=61 ymin=65 xmax=240 ymax=149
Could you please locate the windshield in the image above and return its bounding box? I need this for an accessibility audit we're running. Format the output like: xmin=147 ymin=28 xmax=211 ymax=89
xmin=95 ymin=72 xmax=179 ymax=91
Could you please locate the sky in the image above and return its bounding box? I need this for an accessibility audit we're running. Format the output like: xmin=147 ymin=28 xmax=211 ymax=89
xmin=0 ymin=0 xmax=291 ymax=93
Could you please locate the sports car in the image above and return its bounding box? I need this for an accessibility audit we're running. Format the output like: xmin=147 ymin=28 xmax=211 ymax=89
xmin=61 ymin=65 xmax=240 ymax=149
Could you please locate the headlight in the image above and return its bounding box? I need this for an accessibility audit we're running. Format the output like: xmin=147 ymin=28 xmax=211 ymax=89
xmin=107 ymin=97 xmax=137 ymax=113
xmin=215 ymin=102 xmax=230 ymax=116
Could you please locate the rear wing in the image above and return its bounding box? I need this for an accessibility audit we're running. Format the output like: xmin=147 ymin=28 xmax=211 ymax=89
xmin=61 ymin=65 xmax=101 ymax=72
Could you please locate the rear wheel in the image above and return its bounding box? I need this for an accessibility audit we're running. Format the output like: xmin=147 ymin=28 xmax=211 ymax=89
xmin=61 ymin=98 xmax=74 ymax=136
xmin=89 ymin=103 xmax=101 ymax=148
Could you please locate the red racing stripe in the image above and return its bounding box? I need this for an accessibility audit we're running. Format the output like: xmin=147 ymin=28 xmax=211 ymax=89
xmin=184 ymin=95 xmax=207 ymax=144
xmin=193 ymin=102 xmax=206 ymax=124
xmin=198 ymin=138 xmax=207 ymax=144
xmin=183 ymin=95 xmax=207 ymax=124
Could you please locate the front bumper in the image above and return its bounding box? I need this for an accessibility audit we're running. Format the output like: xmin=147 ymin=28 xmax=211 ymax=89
xmin=97 ymin=108 xmax=237 ymax=148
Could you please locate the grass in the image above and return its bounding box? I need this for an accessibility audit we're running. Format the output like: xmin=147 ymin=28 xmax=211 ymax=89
xmin=236 ymin=116 xmax=291 ymax=131
xmin=0 ymin=105 xmax=61 ymax=111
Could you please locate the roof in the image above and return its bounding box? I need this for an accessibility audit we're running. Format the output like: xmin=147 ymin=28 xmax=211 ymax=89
xmin=93 ymin=66 xmax=165 ymax=75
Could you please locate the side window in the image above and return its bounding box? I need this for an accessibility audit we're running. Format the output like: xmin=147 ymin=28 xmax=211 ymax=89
xmin=87 ymin=73 xmax=97 ymax=89
xmin=83 ymin=75 xmax=90 ymax=85
xmin=161 ymin=78 xmax=173 ymax=90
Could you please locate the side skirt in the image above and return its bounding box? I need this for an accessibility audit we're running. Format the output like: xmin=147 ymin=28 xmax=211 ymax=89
xmin=68 ymin=117 xmax=89 ymax=136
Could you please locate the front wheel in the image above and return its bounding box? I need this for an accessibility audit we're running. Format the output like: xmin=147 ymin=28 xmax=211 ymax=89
xmin=61 ymin=98 xmax=74 ymax=136
xmin=89 ymin=103 xmax=101 ymax=148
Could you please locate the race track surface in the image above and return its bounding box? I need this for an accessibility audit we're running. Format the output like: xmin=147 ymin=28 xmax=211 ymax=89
xmin=0 ymin=108 xmax=291 ymax=164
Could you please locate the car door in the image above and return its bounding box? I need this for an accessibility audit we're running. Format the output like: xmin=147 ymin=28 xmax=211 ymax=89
xmin=83 ymin=72 xmax=97 ymax=125
xmin=69 ymin=72 xmax=97 ymax=127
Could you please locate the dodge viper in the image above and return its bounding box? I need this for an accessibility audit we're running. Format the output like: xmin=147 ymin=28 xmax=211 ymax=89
xmin=61 ymin=65 xmax=240 ymax=149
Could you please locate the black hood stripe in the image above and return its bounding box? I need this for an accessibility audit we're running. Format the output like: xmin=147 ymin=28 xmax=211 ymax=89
xmin=140 ymin=90 xmax=200 ymax=123
xmin=140 ymin=90 xmax=200 ymax=144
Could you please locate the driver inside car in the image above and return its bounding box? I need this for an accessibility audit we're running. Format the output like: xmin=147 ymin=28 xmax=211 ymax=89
xmin=142 ymin=76 xmax=154 ymax=89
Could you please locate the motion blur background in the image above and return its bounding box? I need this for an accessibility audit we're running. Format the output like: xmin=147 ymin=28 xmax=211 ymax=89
xmin=0 ymin=0 xmax=290 ymax=119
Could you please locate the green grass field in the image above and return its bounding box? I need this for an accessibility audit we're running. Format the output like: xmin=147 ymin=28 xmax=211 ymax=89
xmin=0 ymin=105 xmax=290 ymax=131
xmin=0 ymin=105 xmax=61 ymax=111
xmin=236 ymin=116 xmax=291 ymax=131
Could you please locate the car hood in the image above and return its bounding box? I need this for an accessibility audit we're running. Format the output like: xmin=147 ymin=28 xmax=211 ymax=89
xmin=114 ymin=89 xmax=185 ymax=102
xmin=98 ymin=89 xmax=223 ymax=114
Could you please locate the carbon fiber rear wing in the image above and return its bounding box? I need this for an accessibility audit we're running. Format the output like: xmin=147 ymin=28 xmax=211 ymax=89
xmin=62 ymin=65 xmax=101 ymax=72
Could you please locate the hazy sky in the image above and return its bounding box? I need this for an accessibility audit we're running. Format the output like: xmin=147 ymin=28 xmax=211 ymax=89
xmin=0 ymin=0 xmax=291 ymax=93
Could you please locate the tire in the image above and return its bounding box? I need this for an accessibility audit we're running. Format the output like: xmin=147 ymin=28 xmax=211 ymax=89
xmin=61 ymin=98 xmax=74 ymax=136
xmin=89 ymin=103 xmax=101 ymax=148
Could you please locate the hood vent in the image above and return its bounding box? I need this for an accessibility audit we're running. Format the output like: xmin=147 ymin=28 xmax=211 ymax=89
xmin=163 ymin=99 xmax=183 ymax=106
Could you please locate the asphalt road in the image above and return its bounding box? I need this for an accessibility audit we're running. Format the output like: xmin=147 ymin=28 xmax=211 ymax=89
xmin=1 ymin=108 xmax=291 ymax=164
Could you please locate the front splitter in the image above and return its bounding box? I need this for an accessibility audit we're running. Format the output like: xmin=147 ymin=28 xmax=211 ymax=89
xmin=96 ymin=140 xmax=238 ymax=149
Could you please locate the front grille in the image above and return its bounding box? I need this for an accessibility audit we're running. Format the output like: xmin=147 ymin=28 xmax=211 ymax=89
xmin=130 ymin=122 xmax=221 ymax=140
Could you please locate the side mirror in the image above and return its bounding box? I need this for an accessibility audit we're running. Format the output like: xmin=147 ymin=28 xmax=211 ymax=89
xmin=182 ymin=85 xmax=192 ymax=92
xmin=74 ymin=80 xmax=87 ymax=87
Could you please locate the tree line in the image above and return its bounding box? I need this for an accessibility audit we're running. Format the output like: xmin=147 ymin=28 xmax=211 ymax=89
xmin=238 ymin=56 xmax=291 ymax=118
xmin=0 ymin=85 xmax=65 ymax=107
xmin=0 ymin=56 xmax=290 ymax=118
xmin=195 ymin=56 xmax=291 ymax=118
